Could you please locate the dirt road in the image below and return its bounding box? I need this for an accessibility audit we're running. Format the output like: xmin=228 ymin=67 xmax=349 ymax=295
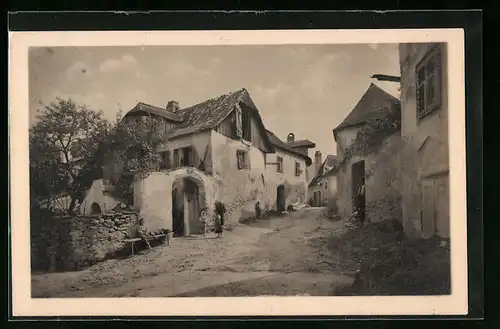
xmin=32 ymin=208 xmax=355 ymax=297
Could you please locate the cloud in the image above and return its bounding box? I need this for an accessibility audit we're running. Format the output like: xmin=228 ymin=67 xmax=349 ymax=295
xmin=165 ymin=59 xmax=212 ymax=79
xmin=99 ymin=54 xmax=138 ymax=72
xmin=117 ymin=89 xmax=148 ymax=111
xmin=135 ymin=71 xmax=151 ymax=80
xmin=65 ymin=61 xmax=94 ymax=80
xmin=253 ymin=83 xmax=292 ymax=100
xmin=288 ymin=47 xmax=311 ymax=62
xmin=299 ymin=53 xmax=345 ymax=99
xmin=208 ymin=57 xmax=222 ymax=67
xmin=41 ymin=91 xmax=106 ymax=112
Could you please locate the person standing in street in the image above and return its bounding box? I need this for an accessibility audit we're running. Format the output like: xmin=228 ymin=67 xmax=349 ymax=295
xmin=199 ymin=208 xmax=209 ymax=237
xmin=214 ymin=213 xmax=223 ymax=238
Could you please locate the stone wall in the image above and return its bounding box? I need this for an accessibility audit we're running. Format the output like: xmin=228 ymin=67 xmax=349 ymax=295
xmin=31 ymin=211 xmax=140 ymax=272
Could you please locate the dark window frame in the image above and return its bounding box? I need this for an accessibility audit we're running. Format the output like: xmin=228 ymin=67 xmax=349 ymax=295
xmin=173 ymin=146 xmax=194 ymax=168
xmin=416 ymin=46 xmax=442 ymax=120
xmin=295 ymin=161 xmax=301 ymax=177
xmin=277 ymin=156 xmax=283 ymax=173
xmin=236 ymin=149 xmax=250 ymax=170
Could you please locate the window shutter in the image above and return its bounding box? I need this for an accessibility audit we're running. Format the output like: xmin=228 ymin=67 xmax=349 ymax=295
xmin=173 ymin=149 xmax=179 ymax=167
xmin=165 ymin=150 xmax=171 ymax=169
xmin=191 ymin=146 xmax=200 ymax=168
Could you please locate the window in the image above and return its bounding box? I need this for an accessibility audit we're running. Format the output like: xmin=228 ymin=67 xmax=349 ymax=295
xmin=173 ymin=146 xmax=194 ymax=167
xmin=325 ymin=181 xmax=328 ymax=190
xmin=159 ymin=150 xmax=171 ymax=169
xmin=295 ymin=162 xmax=301 ymax=177
xmin=416 ymin=47 xmax=442 ymax=119
xmin=236 ymin=150 xmax=250 ymax=170
xmin=277 ymin=156 xmax=283 ymax=173
xmin=182 ymin=147 xmax=194 ymax=167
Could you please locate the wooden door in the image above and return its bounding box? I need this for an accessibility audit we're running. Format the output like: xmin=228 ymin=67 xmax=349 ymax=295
xmin=186 ymin=191 xmax=204 ymax=235
xmin=421 ymin=179 xmax=436 ymax=238
xmin=351 ymin=160 xmax=366 ymax=220
xmin=435 ymin=176 xmax=450 ymax=238
xmin=277 ymin=185 xmax=286 ymax=211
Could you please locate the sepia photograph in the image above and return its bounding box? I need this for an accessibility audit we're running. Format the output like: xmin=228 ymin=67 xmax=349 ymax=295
xmin=10 ymin=29 xmax=467 ymax=317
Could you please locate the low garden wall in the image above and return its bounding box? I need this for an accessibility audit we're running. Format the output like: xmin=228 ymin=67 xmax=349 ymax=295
xmin=31 ymin=211 xmax=140 ymax=272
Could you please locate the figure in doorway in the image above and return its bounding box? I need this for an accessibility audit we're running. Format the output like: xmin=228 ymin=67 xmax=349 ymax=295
xmin=199 ymin=208 xmax=210 ymax=237
xmin=356 ymin=183 xmax=366 ymax=225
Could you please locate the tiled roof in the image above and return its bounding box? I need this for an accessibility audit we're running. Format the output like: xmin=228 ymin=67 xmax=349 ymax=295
xmin=287 ymin=139 xmax=316 ymax=148
xmin=333 ymin=83 xmax=401 ymax=133
xmin=124 ymin=88 xmax=314 ymax=163
xmin=167 ymin=88 xmax=258 ymax=139
xmin=125 ymin=102 xmax=183 ymax=122
xmin=266 ymin=130 xmax=312 ymax=166
xmin=308 ymin=154 xmax=339 ymax=186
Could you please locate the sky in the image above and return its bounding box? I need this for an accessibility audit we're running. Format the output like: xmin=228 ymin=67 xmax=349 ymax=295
xmin=29 ymin=43 xmax=400 ymax=156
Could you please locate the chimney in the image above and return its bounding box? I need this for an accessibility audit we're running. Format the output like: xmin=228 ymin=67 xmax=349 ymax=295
xmin=166 ymin=100 xmax=179 ymax=113
xmin=314 ymin=150 xmax=322 ymax=175
xmin=286 ymin=133 xmax=295 ymax=143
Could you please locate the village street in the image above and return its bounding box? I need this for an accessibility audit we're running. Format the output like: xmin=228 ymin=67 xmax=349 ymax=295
xmin=31 ymin=208 xmax=357 ymax=298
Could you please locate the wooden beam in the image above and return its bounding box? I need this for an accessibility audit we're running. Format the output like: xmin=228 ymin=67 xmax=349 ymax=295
xmin=371 ymin=74 xmax=401 ymax=83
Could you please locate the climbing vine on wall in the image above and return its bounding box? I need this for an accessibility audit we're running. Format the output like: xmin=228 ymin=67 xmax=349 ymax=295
xmin=339 ymin=105 xmax=401 ymax=167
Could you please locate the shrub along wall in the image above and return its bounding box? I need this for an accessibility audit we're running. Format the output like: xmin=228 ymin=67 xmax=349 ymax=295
xmin=31 ymin=211 xmax=140 ymax=272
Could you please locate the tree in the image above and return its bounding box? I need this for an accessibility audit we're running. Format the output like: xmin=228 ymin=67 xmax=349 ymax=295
xmin=110 ymin=112 xmax=168 ymax=179
xmin=29 ymin=98 xmax=113 ymax=213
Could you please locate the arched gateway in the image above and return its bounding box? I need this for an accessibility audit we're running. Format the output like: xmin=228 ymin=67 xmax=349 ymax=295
xmin=135 ymin=167 xmax=215 ymax=235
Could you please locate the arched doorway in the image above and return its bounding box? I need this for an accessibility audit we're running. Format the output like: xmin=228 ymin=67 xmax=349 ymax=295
xmin=90 ymin=202 xmax=102 ymax=215
xmin=171 ymin=176 xmax=206 ymax=236
xmin=276 ymin=184 xmax=286 ymax=212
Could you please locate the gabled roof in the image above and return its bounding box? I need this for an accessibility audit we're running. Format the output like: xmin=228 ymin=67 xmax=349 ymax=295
xmin=333 ymin=83 xmax=401 ymax=134
xmin=125 ymin=102 xmax=183 ymax=122
xmin=308 ymin=154 xmax=339 ymax=187
xmin=266 ymin=130 xmax=312 ymax=166
xmin=167 ymin=88 xmax=258 ymax=139
xmin=287 ymin=139 xmax=316 ymax=148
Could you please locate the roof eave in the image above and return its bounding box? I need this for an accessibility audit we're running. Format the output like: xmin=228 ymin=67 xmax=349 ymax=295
xmin=332 ymin=121 xmax=367 ymax=135
xmin=239 ymin=103 xmax=276 ymax=153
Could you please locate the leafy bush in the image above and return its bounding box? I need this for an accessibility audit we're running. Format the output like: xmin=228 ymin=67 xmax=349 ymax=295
xmin=214 ymin=201 xmax=227 ymax=225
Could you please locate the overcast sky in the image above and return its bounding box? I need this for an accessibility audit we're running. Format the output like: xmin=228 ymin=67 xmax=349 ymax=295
xmin=29 ymin=44 xmax=400 ymax=156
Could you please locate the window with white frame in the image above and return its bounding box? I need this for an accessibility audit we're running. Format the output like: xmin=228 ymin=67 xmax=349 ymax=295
xmin=416 ymin=47 xmax=442 ymax=119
